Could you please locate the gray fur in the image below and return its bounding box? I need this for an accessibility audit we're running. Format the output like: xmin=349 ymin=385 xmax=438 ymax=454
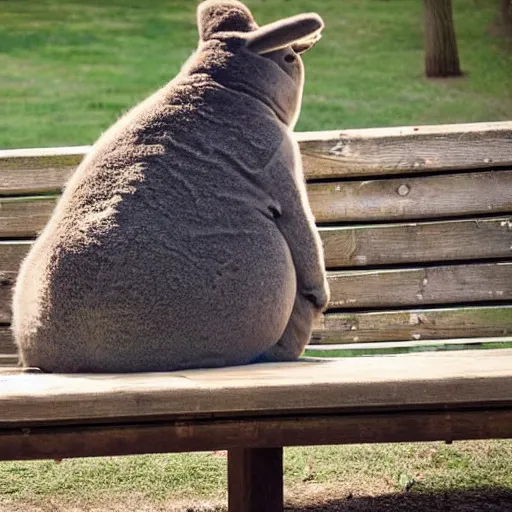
xmin=246 ymin=14 xmax=323 ymax=55
xmin=12 ymin=0 xmax=329 ymax=373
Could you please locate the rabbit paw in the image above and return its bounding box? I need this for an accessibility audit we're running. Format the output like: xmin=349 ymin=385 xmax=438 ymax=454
xmin=302 ymin=279 xmax=330 ymax=311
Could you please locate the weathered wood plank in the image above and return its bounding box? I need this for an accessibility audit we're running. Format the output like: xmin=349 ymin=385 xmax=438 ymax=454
xmin=312 ymin=306 xmax=512 ymax=344
xmin=0 ymin=327 xmax=16 ymax=355
xmin=0 ymin=146 xmax=86 ymax=195
xmin=228 ymin=448 xmax=283 ymax=512
xmin=0 ymin=355 xmax=17 ymax=367
xmin=1 ymin=349 xmax=511 ymax=426
xmin=1 ymin=264 xmax=511 ymax=323
xmin=0 ymin=241 xmax=31 ymax=272
xmin=328 ymin=262 xmax=512 ymax=308
xmin=308 ymin=170 xmax=512 ymax=223
xmin=299 ymin=121 xmax=512 ymax=178
xmin=1 ymin=123 xmax=510 ymax=194
xmin=0 ymin=197 xmax=57 ymax=238
xmin=1 ymin=408 xmax=512 ymax=461
xmin=4 ymin=218 xmax=511 ymax=271
xmin=3 ymin=171 xmax=512 ymax=238
xmin=320 ymin=217 xmax=512 ymax=268
xmin=0 ymin=271 xmax=16 ymax=323
xmin=307 ymin=336 xmax=512 ymax=351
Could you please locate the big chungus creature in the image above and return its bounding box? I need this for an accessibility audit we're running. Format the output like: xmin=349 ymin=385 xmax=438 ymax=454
xmin=12 ymin=0 xmax=330 ymax=372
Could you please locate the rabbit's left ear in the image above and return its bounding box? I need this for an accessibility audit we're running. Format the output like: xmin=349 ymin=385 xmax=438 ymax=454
xmin=197 ymin=0 xmax=257 ymax=41
xmin=245 ymin=13 xmax=323 ymax=55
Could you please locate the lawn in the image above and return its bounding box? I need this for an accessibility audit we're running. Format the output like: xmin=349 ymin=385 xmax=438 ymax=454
xmin=0 ymin=0 xmax=511 ymax=149
xmin=1 ymin=0 xmax=511 ymax=510
xmin=1 ymin=441 xmax=512 ymax=511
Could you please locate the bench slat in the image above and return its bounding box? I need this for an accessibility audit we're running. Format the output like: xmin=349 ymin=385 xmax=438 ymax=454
xmin=309 ymin=170 xmax=512 ymax=223
xmin=313 ymin=305 xmax=512 ymax=344
xmin=0 ymin=241 xmax=31 ymax=271
xmin=307 ymin=336 xmax=512 ymax=351
xmin=328 ymin=262 xmax=512 ymax=308
xmin=321 ymin=217 xmax=512 ymax=268
xmin=0 ymin=355 xmax=17 ymax=367
xmin=0 ymin=147 xmax=84 ymax=196
xmin=2 ymin=171 xmax=512 ymax=238
xmin=0 ymin=271 xmax=16 ymax=323
xmin=1 ymin=263 xmax=511 ymax=324
xmin=0 ymin=196 xmax=57 ymax=238
xmin=299 ymin=121 xmax=512 ymax=179
xmin=2 ymin=408 xmax=512 ymax=461
xmin=1 ymin=349 xmax=511 ymax=426
xmin=4 ymin=217 xmax=512 ymax=271
xmin=1 ymin=122 xmax=511 ymax=195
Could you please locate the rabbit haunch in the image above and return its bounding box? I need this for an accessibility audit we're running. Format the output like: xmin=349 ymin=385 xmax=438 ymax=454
xmin=12 ymin=0 xmax=329 ymax=372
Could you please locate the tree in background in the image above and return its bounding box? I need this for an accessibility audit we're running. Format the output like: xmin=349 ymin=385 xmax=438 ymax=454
xmin=424 ymin=0 xmax=463 ymax=78
xmin=501 ymin=0 xmax=512 ymax=35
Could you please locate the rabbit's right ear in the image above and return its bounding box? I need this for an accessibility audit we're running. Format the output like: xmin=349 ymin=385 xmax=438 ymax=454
xmin=245 ymin=13 xmax=323 ymax=55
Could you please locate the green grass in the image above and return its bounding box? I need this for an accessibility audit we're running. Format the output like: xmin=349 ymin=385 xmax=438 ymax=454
xmin=1 ymin=441 xmax=512 ymax=506
xmin=0 ymin=0 xmax=511 ymax=149
xmin=304 ymin=341 xmax=512 ymax=358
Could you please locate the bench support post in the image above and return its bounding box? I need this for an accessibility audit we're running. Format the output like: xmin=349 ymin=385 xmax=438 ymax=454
xmin=227 ymin=447 xmax=283 ymax=512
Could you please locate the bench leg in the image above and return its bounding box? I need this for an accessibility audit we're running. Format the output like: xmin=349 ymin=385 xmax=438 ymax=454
xmin=227 ymin=447 xmax=283 ymax=512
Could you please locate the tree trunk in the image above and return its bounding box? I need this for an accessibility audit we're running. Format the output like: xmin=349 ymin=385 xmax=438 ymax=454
xmin=501 ymin=0 xmax=512 ymax=35
xmin=424 ymin=0 xmax=462 ymax=78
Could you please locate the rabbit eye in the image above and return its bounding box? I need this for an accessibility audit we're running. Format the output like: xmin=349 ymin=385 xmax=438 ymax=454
xmin=284 ymin=54 xmax=296 ymax=63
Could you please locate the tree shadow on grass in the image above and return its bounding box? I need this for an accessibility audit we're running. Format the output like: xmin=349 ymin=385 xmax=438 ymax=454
xmin=286 ymin=488 xmax=512 ymax=512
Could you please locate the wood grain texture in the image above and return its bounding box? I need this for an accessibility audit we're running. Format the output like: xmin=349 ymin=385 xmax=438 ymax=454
xmin=307 ymin=336 xmax=512 ymax=351
xmin=1 ymin=349 xmax=511 ymax=425
xmin=0 ymin=147 xmax=84 ymax=195
xmin=1 ymin=122 xmax=510 ymax=193
xmin=0 ymin=241 xmax=31 ymax=272
xmin=0 ymin=271 xmax=16 ymax=323
xmin=328 ymin=262 xmax=512 ymax=308
xmin=0 ymin=197 xmax=57 ymax=238
xmin=0 ymin=327 xmax=16 ymax=356
xmin=1 ymin=263 xmax=511 ymax=323
xmin=298 ymin=121 xmax=512 ymax=178
xmin=0 ymin=355 xmax=17 ymax=367
xmin=3 ymin=171 xmax=512 ymax=238
xmin=1 ymin=408 xmax=511 ymax=461
xmin=312 ymin=306 xmax=512 ymax=344
xmin=308 ymin=170 xmax=512 ymax=223
xmin=4 ymin=218 xmax=512 ymax=271
xmin=228 ymin=448 xmax=283 ymax=512
xmin=320 ymin=217 xmax=512 ymax=268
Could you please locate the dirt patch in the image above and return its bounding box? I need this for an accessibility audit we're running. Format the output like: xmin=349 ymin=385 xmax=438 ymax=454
xmin=287 ymin=487 xmax=512 ymax=511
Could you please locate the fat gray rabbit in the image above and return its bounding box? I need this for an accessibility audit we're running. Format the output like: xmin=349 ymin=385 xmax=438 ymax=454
xmin=12 ymin=0 xmax=330 ymax=373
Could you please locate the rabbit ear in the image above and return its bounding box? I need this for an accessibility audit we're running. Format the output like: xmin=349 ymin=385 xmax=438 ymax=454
xmin=292 ymin=31 xmax=323 ymax=55
xmin=197 ymin=0 xmax=257 ymax=41
xmin=245 ymin=13 xmax=323 ymax=55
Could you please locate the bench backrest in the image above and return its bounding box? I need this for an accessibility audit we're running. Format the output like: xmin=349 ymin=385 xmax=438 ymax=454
xmin=1 ymin=121 xmax=512 ymax=366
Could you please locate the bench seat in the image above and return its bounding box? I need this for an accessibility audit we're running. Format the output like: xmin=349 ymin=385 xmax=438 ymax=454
xmin=2 ymin=122 xmax=511 ymax=510
xmin=2 ymin=349 xmax=512 ymax=462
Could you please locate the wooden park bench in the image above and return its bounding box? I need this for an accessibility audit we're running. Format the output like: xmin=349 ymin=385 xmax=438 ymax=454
xmin=1 ymin=120 xmax=512 ymax=511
